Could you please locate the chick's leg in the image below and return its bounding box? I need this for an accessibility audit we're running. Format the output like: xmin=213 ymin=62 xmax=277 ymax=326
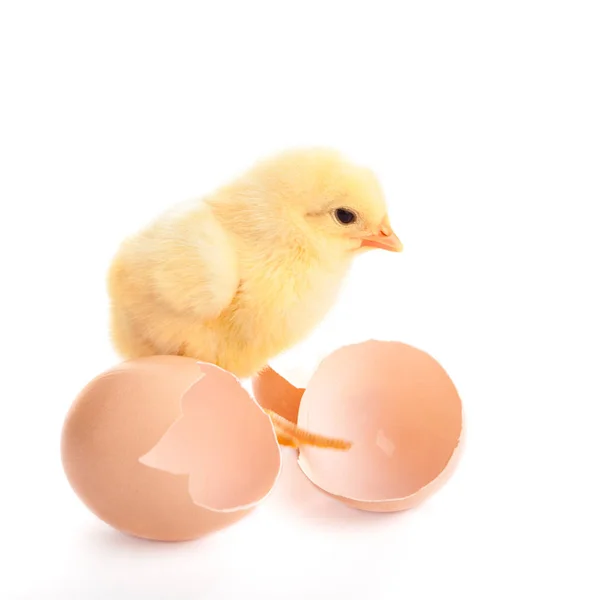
xmin=264 ymin=409 xmax=352 ymax=450
xmin=274 ymin=428 xmax=300 ymax=448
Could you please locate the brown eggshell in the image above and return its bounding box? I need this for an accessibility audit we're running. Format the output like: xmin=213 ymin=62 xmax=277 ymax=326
xmin=61 ymin=356 xmax=281 ymax=541
xmin=296 ymin=340 xmax=463 ymax=512
xmin=251 ymin=366 xmax=305 ymax=424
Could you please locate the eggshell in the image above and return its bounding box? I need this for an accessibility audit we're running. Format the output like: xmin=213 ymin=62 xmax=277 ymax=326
xmin=296 ymin=340 xmax=463 ymax=512
xmin=252 ymin=366 xmax=304 ymax=424
xmin=61 ymin=356 xmax=281 ymax=541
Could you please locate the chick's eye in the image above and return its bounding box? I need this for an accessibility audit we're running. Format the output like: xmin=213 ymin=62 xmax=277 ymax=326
xmin=334 ymin=208 xmax=357 ymax=225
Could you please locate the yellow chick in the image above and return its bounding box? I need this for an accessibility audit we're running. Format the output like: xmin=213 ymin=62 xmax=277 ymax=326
xmin=107 ymin=147 xmax=402 ymax=444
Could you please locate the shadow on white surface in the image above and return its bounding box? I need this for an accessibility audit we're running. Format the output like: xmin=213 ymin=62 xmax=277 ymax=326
xmin=263 ymin=448 xmax=413 ymax=530
xmin=77 ymin=523 xmax=215 ymax=554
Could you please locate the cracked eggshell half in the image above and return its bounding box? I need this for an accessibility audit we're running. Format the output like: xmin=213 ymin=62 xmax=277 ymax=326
xmin=296 ymin=340 xmax=463 ymax=512
xmin=61 ymin=356 xmax=281 ymax=541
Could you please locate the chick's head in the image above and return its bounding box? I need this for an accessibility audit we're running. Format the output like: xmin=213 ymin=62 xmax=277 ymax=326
xmin=249 ymin=147 xmax=403 ymax=255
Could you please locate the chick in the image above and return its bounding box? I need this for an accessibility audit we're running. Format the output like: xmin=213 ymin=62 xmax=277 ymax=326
xmin=107 ymin=147 xmax=402 ymax=446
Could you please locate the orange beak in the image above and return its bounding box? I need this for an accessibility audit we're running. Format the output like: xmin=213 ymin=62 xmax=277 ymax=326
xmin=358 ymin=217 xmax=403 ymax=252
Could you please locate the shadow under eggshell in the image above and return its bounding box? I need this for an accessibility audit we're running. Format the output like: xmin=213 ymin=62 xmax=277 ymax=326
xmin=61 ymin=356 xmax=281 ymax=541
xmin=296 ymin=340 xmax=463 ymax=512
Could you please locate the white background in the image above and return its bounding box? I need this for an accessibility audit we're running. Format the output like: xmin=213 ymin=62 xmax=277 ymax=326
xmin=1 ymin=1 xmax=599 ymax=598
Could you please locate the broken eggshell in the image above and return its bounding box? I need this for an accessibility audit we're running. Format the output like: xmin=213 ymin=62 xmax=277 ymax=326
xmin=296 ymin=340 xmax=463 ymax=511
xmin=251 ymin=365 xmax=305 ymax=424
xmin=61 ymin=356 xmax=281 ymax=541
xmin=252 ymin=340 xmax=463 ymax=512
xmin=251 ymin=336 xmax=338 ymax=422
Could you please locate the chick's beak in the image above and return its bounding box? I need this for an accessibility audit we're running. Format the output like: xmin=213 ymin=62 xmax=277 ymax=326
xmin=359 ymin=217 xmax=403 ymax=252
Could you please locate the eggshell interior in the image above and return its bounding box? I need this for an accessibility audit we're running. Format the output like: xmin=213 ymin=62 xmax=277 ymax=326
xmin=61 ymin=356 xmax=281 ymax=541
xmin=140 ymin=361 xmax=281 ymax=512
xmin=296 ymin=340 xmax=462 ymax=511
